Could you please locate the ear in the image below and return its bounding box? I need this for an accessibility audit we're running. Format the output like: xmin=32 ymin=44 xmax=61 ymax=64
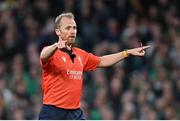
xmin=55 ymin=29 xmax=61 ymax=36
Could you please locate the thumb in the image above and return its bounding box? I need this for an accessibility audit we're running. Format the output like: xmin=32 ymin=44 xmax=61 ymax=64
xmin=137 ymin=50 xmax=145 ymax=56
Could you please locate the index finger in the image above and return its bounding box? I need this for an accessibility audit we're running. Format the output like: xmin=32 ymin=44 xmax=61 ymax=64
xmin=142 ymin=45 xmax=151 ymax=50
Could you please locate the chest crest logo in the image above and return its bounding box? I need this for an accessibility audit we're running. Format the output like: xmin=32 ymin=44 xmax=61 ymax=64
xmin=62 ymin=57 xmax=66 ymax=62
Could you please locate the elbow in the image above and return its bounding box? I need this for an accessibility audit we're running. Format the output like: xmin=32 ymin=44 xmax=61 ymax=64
xmin=40 ymin=52 xmax=47 ymax=64
xmin=40 ymin=52 xmax=45 ymax=60
xmin=98 ymin=57 xmax=110 ymax=67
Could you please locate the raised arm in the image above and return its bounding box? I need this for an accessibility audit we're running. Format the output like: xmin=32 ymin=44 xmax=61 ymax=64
xmin=40 ymin=40 xmax=71 ymax=64
xmin=98 ymin=46 xmax=150 ymax=67
xmin=40 ymin=43 xmax=58 ymax=64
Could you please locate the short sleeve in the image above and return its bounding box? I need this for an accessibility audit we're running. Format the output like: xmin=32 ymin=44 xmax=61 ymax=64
xmin=39 ymin=47 xmax=54 ymax=70
xmin=84 ymin=53 xmax=100 ymax=71
xmin=40 ymin=55 xmax=54 ymax=67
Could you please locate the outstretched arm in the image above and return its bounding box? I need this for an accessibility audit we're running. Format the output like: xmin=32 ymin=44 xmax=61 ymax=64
xmin=97 ymin=46 xmax=150 ymax=67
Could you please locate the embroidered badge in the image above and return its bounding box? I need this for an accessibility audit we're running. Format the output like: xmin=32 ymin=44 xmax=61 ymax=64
xmin=62 ymin=57 xmax=66 ymax=62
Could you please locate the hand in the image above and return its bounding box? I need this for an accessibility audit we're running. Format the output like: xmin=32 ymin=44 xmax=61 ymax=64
xmin=127 ymin=45 xmax=151 ymax=56
xmin=54 ymin=37 xmax=71 ymax=50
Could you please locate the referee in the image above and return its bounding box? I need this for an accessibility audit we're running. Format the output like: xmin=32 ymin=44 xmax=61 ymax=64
xmin=39 ymin=12 xmax=150 ymax=120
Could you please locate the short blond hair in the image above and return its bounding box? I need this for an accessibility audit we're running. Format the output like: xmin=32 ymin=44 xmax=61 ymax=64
xmin=55 ymin=12 xmax=75 ymax=29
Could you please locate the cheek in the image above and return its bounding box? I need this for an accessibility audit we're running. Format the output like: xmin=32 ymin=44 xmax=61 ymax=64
xmin=60 ymin=31 xmax=67 ymax=37
xmin=62 ymin=33 xmax=70 ymax=40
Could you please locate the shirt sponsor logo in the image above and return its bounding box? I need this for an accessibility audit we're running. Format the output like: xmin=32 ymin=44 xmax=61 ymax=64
xmin=67 ymin=69 xmax=82 ymax=80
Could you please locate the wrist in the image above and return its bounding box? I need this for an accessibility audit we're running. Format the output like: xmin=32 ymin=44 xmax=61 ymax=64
xmin=122 ymin=50 xmax=129 ymax=58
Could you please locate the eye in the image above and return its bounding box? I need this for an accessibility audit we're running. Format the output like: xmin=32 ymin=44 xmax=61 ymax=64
xmin=65 ymin=26 xmax=71 ymax=30
xmin=73 ymin=26 xmax=77 ymax=30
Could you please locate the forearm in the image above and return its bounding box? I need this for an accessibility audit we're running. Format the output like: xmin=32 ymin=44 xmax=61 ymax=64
xmin=40 ymin=43 xmax=58 ymax=64
xmin=98 ymin=51 xmax=128 ymax=67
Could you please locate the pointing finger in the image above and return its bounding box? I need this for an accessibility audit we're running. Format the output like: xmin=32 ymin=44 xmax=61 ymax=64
xmin=142 ymin=45 xmax=151 ymax=50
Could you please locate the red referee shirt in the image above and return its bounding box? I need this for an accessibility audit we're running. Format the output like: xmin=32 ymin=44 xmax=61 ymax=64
xmin=40 ymin=47 xmax=100 ymax=109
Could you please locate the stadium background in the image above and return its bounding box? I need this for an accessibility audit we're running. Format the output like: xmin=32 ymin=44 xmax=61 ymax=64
xmin=0 ymin=0 xmax=180 ymax=119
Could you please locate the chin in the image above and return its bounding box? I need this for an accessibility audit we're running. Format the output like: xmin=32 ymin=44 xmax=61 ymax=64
xmin=67 ymin=39 xmax=75 ymax=45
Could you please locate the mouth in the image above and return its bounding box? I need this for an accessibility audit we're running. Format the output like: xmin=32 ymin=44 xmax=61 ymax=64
xmin=69 ymin=36 xmax=76 ymax=39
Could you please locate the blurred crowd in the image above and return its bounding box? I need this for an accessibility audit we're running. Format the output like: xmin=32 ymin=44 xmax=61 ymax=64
xmin=0 ymin=0 xmax=180 ymax=119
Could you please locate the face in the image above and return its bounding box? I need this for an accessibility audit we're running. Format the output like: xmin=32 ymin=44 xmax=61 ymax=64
xmin=56 ymin=17 xmax=77 ymax=45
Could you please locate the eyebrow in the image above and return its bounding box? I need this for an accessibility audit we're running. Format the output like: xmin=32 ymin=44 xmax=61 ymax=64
xmin=65 ymin=25 xmax=77 ymax=28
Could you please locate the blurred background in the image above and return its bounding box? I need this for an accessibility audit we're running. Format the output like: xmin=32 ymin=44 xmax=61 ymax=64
xmin=0 ymin=0 xmax=180 ymax=119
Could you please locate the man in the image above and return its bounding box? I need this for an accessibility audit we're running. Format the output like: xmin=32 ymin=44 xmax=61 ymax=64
xmin=39 ymin=12 xmax=150 ymax=120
